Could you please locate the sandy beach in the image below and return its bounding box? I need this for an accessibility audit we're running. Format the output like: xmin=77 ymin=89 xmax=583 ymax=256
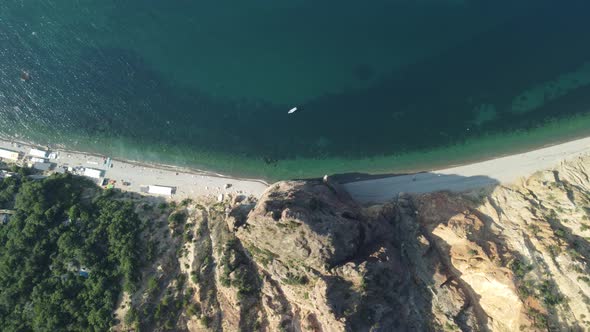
xmin=1 ymin=135 xmax=589 ymax=204
xmin=0 ymin=138 xmax=269 ymax=200
xmin=344 ymin=135 xmax=590 ymax=204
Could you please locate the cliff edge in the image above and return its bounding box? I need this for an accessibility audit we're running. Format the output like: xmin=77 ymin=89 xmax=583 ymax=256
xmin=111 ymin=155 xmax=590 ymax=331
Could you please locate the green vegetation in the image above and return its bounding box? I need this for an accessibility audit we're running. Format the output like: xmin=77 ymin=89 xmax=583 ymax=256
xmin=444 ymin=321 xmax=460 ymax=331
xmin=183 ymin=222 xmax=194 ymax=243
xmin=526 ymin=224 xmax=541 ymax=236
xmin=153 ymin=292 xmax=181 ymax=325
xmin=124 ymin=306 xmax=139 ymax=327
xmin=547 ymin=244 xmax=560 ymax=259
xmin=191 ymin=270 xmax=200 ymax=284
xmin=186 ymin=302 xmax=201 ymax=317
xmin=276 ymin=219 xmax=302 ymax=231
xmin=247 ymin=245 xmax=277 ymax=267
xmin=146 ymin=239 xmax=159 ymax=262
xmin=147 ymin=276 xmax=160 ymax=296
xmin=219 ymin=239 xmax=260 ymax=301
xmin=168 ymin=210 xmax=187 ymax=227
xmin=578 ymin=276 xmax=590 ymax=287
xmin=567 ymin=247 xmax=583 ymax=260
xmin=181 ymin=198 xmax=193 ymax=206
xmin=282 ymin=272 xmax=309 ymax=286
xmin=200 ymin=315 xmax=211 ymax=327
xmin=0 ymin=173 xmax=143 ymax=331
xmin=510 ymin=258 xmax=533 ymax=279
xmin=517 ymin=280 xmax=535 ymax=298
xmin=0 ymin=175 xmax=20 ymax=207
xmin=527 ymin=308 xmax=548 ymax=329
xmin=554 ymin=228 xmax=566 ymax=239
xmin=539 ymin=280 xmax=565 ymax=305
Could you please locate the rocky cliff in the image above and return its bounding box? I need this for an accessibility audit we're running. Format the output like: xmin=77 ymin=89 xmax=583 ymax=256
xmin=116 ymin=155 xmax=590 ymax=331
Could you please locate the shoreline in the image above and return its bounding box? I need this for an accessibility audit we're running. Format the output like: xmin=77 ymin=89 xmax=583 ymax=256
xmin=2 ymin=111 xmax=590 ymax=181
xmin=344 ymin=135 xmax=590 ymax=204
xmin=1 ymin=133 xmax=589 ymax=203
xmin=0 ymin=136 xmax=270 ymax=200
xmin=0 ymin=134 xmax=269 ymax=186
xmin=334 ymin=129 xmax=590 ymax=183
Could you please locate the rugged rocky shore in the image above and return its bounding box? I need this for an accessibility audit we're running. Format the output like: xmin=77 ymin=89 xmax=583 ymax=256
xmin=111 ymin=155 xmax=590 ymax=331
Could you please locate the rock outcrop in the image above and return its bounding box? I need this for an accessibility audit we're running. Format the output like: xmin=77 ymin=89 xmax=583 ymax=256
xmin=236 ymin=179 xmax=412 ymax=331
xmin=117 ymin=155 xmax=590 ymax=331
xmin=406 ymin=154 xmax=590 ymax=331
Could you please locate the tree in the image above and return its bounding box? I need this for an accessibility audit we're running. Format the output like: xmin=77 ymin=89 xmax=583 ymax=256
xmin=0 ymin=172 xmax=143 ymax=331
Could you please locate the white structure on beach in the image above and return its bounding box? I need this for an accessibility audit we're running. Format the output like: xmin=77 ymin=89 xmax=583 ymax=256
xmin=83 ymin=168 xmax=103 ymax=179
xmin=29 ymin=148 xmax=48 ymax=158
xmin=147 ymin=185 xmax=175 ymax=196
xmin=0 ymin=148 xmax=19 ymax=161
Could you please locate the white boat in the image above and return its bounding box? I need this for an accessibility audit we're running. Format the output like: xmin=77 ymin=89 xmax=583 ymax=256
xmin=288 ymin=107 xmax=297 ymax=114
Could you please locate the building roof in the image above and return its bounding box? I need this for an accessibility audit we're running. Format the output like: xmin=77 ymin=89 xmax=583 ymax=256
xmin=0 ymin=171 xmax=16 ymax=179
xmin=0 ymin=148 xmax=19 ymax=161
xmin=33 ymin=162 xmax=53 ymax=171
xmin=29 ymin=148 xmax=48 ymax=158
xmin=148 ymin=185 xmax=175 ymax=196
xmin=83 ymin=168 xmax=103 ymax=179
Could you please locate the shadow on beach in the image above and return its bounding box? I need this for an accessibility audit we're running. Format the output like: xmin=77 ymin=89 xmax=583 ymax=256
xmin=341 ymin=172 xmax=501 ymax=205
xmin=317 ymin=171 xmax=412 ymax=184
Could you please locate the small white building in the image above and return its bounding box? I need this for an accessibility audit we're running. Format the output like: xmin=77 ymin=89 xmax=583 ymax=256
xmin=29 ymin=148 xmax=48 ymax=158
xmin=0 ymin=148 xmax=19 ymax=161
xmin=0 ymin=170 xmax=15 ymax=178
xmin=30 ymin=157 xmax=46 ymax=163
xmin=148 ymin=185 xmax=175 ymax=196
xmin=83 ymin=168 xmax=103 ymax=179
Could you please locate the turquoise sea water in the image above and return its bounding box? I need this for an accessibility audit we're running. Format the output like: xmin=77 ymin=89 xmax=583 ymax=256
xmin=1 ymin=0 xmax=590 ymax=179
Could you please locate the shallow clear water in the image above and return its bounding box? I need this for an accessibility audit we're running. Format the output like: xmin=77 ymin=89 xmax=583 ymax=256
xmin=1 ymin=0 xmax=590 ymax=179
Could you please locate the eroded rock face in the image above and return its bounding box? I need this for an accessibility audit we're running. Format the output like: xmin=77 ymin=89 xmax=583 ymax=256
xmin=236 ymin=180 xmax=449 ymax=331
xmin=238 ymin=180 xmax=366 ymax=272
xmin=408 ymin=155 xmax=590 ymax=331
xmin=232 ymin=156 xmax=590 ymax=332
xmin=158 ymin=155 xmax=590 ymax=332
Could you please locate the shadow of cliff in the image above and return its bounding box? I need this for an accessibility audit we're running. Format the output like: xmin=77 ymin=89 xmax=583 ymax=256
xmin=297 ymin=171 xmax=411 ymax=184
xmin=315 ymin=173 xmax=501 ymax=331
xmin=404 ymin=192 xmax=494 ymax=331
xmin=342 ymin=171 xmax=500 ymax=205
xmin=389 ymin=172 xmax=588 ymax=332
xmin=231 ymin=239 xmax=265 ymax=332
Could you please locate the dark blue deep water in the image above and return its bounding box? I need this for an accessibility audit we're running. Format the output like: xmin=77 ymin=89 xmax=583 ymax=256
xmin=1 ymin=1 xmax=590 ymax=179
